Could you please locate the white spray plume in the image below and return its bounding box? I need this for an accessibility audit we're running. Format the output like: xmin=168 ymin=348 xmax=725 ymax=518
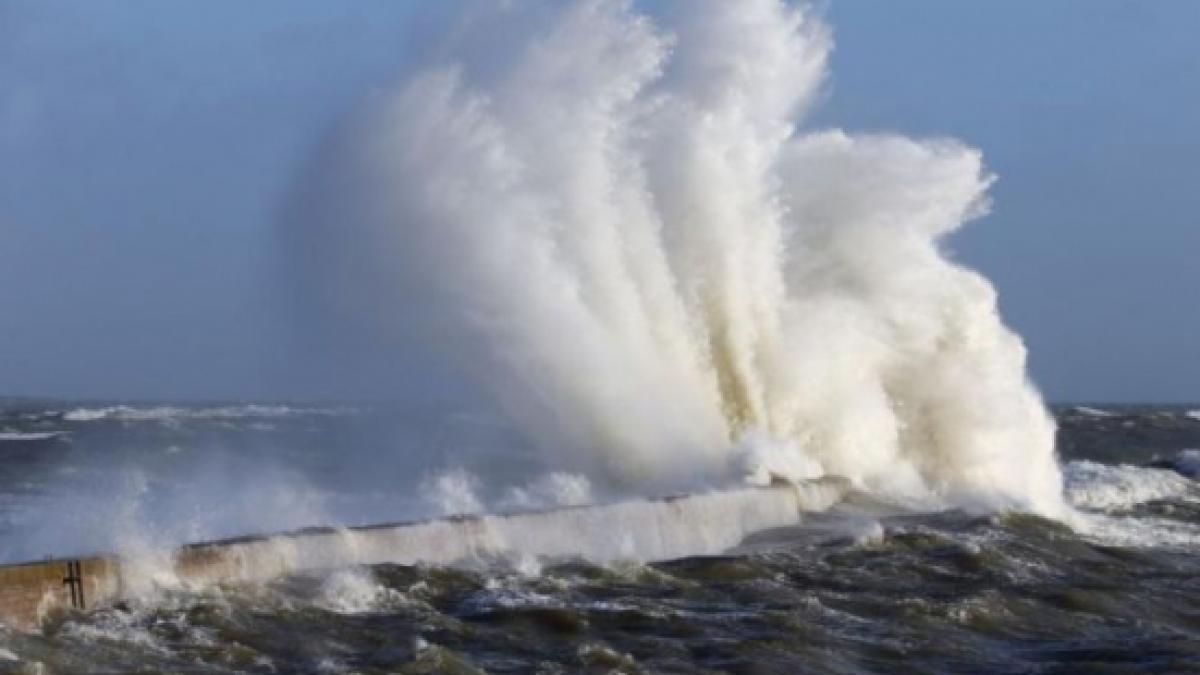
xmin=297 ymin=0 xmax=1064 ymax=516
xmin=420 ymin=468 xmax=485 ymax=516
xmin=500 ymin=472 xmax=594 ymax=511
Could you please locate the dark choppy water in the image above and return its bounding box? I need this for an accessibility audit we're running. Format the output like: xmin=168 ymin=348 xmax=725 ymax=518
xmin=1 ymin=402 xmax=1199 ymax=673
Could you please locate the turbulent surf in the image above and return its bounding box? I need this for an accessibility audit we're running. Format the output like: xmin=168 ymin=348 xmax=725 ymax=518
xmin=1 ymin=403 xmax=1199 ymax=671
xmin=3 ymin=0 xmax=1197 ymax=672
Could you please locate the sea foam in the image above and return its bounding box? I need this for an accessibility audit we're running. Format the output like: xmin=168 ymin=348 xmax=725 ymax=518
xmin=290 ymin=0 xmax=1064 ymax=516
xmin=1064 ymin=460 xmax=1198 ymax=511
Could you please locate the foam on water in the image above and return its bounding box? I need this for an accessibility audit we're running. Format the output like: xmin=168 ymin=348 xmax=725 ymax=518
xmin=60 ymin=404 xmax=350 ymax=423
xmin=1063 ymin=455 xmax=1200 ymax=549
xmin=316 ymin=568 xmax=407 ymax=614
xmin=1064 ymin=460 xmax=1198 ymax=511
xmin=0 ymin=431 xmax=63 ymax=442
xmin=1074 ymin=512 xmax=1200 ymax=550
xmin=292 ymin=0 xmax=1064 ymax=517
xmin=1072 ymin=406 xmax=1114 ymax=418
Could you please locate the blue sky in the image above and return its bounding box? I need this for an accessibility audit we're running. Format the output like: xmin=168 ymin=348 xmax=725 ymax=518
xmin=1 ymin=0 xmax=1197 ymax=402
xmin=811 ymin=0 xmax=1200 ymax=402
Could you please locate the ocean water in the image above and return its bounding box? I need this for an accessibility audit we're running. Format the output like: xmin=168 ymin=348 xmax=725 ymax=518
xmin=1 ymin=402 xmax=1198 ymax=673
xmin=1 ymin=1 xmax=1193 ymax=672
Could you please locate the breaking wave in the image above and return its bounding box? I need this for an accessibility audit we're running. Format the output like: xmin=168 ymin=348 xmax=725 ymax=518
xmin=0 ymin=431 xmax=64 ymax=442
xmin=1064 ymin=460 xmax=1198 ymax=511
xmin=59 ymin=404 xmax=355 ymax=423
xmin=292 ymin=0 xmax=1062 ymax=516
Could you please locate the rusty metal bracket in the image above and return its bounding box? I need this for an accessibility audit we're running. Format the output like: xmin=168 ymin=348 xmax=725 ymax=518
xmin=63 ymin=560 xmax=85 ymax=609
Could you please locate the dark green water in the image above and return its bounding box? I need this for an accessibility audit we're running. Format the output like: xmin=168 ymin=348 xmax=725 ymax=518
xmin=1 ymin=403 xmax=1198 ymax=673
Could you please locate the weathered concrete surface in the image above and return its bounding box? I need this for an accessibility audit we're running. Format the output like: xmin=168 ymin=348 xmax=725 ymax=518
xmin=0 ymin=557 xmax=119 ymax=631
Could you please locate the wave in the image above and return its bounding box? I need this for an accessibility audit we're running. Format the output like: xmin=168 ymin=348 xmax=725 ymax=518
xmin=60 ymin=404 xmax=355 ymax=423
xmin=1062 ymin=453 xmax=1200 ymax=550
xmin=1064 ymin=459 xmax=1197 ymax=511
xmin=1173 ymin=449 xmax=1200 ymax=479
xmin=290 ymin=0 xmax=1063 ymax=517
xmin=0 ymin=430 xmax=65 ymax=442
xmin=1071 ymin=406 xmax=1115 ymax=417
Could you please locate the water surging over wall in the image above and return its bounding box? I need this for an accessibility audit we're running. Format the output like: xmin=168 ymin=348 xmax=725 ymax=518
xmin=295 ymin=0 xmax=1063 ymax=516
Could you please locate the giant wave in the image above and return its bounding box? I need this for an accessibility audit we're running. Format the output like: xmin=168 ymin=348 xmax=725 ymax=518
xmin=291 ymin=0 xmax=1063 ymax=516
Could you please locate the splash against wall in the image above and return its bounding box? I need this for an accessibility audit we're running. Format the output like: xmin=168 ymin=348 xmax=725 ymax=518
xmin=294 ymin=0 xmax=1064 ymax=516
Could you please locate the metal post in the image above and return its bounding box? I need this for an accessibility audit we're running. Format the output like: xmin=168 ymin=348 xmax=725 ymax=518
xmin=63 ymin=560 xmax=85 ymax=609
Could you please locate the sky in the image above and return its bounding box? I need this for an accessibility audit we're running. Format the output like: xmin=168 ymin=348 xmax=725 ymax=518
xmin=1 ymin=0 xmax=1197 ymax=403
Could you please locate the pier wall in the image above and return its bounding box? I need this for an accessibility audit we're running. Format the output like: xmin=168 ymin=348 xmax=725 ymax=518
xmin=0 ymin=480 xmax=846 ymax=632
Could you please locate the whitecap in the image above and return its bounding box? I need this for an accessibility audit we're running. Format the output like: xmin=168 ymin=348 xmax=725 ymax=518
xmin=0 ymin=430 xmax=64 ymax=441
xmin=1064 ymin=460 xmax=1197 ymax=511
xmin=61 ymin=404 xmax=356 ymax=423
xmin=316 ymin=568 xmax=405 ymax=614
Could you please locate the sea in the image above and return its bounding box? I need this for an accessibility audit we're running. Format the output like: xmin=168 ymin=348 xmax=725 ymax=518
xmin=0 ymin=401 xmax=1198 ymax=673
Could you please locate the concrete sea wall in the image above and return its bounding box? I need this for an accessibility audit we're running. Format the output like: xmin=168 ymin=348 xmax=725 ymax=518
xmin=0 ymin=480 xmax=846 ymax=631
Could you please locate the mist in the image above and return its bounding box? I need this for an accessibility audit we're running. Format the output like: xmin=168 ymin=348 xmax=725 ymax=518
xmin=286 ymin=0 xmax=1065 ymax=515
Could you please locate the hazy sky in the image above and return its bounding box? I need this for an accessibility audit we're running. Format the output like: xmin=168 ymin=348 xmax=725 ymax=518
xmin=1 ymin=1 xmax=1197 ymax=402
